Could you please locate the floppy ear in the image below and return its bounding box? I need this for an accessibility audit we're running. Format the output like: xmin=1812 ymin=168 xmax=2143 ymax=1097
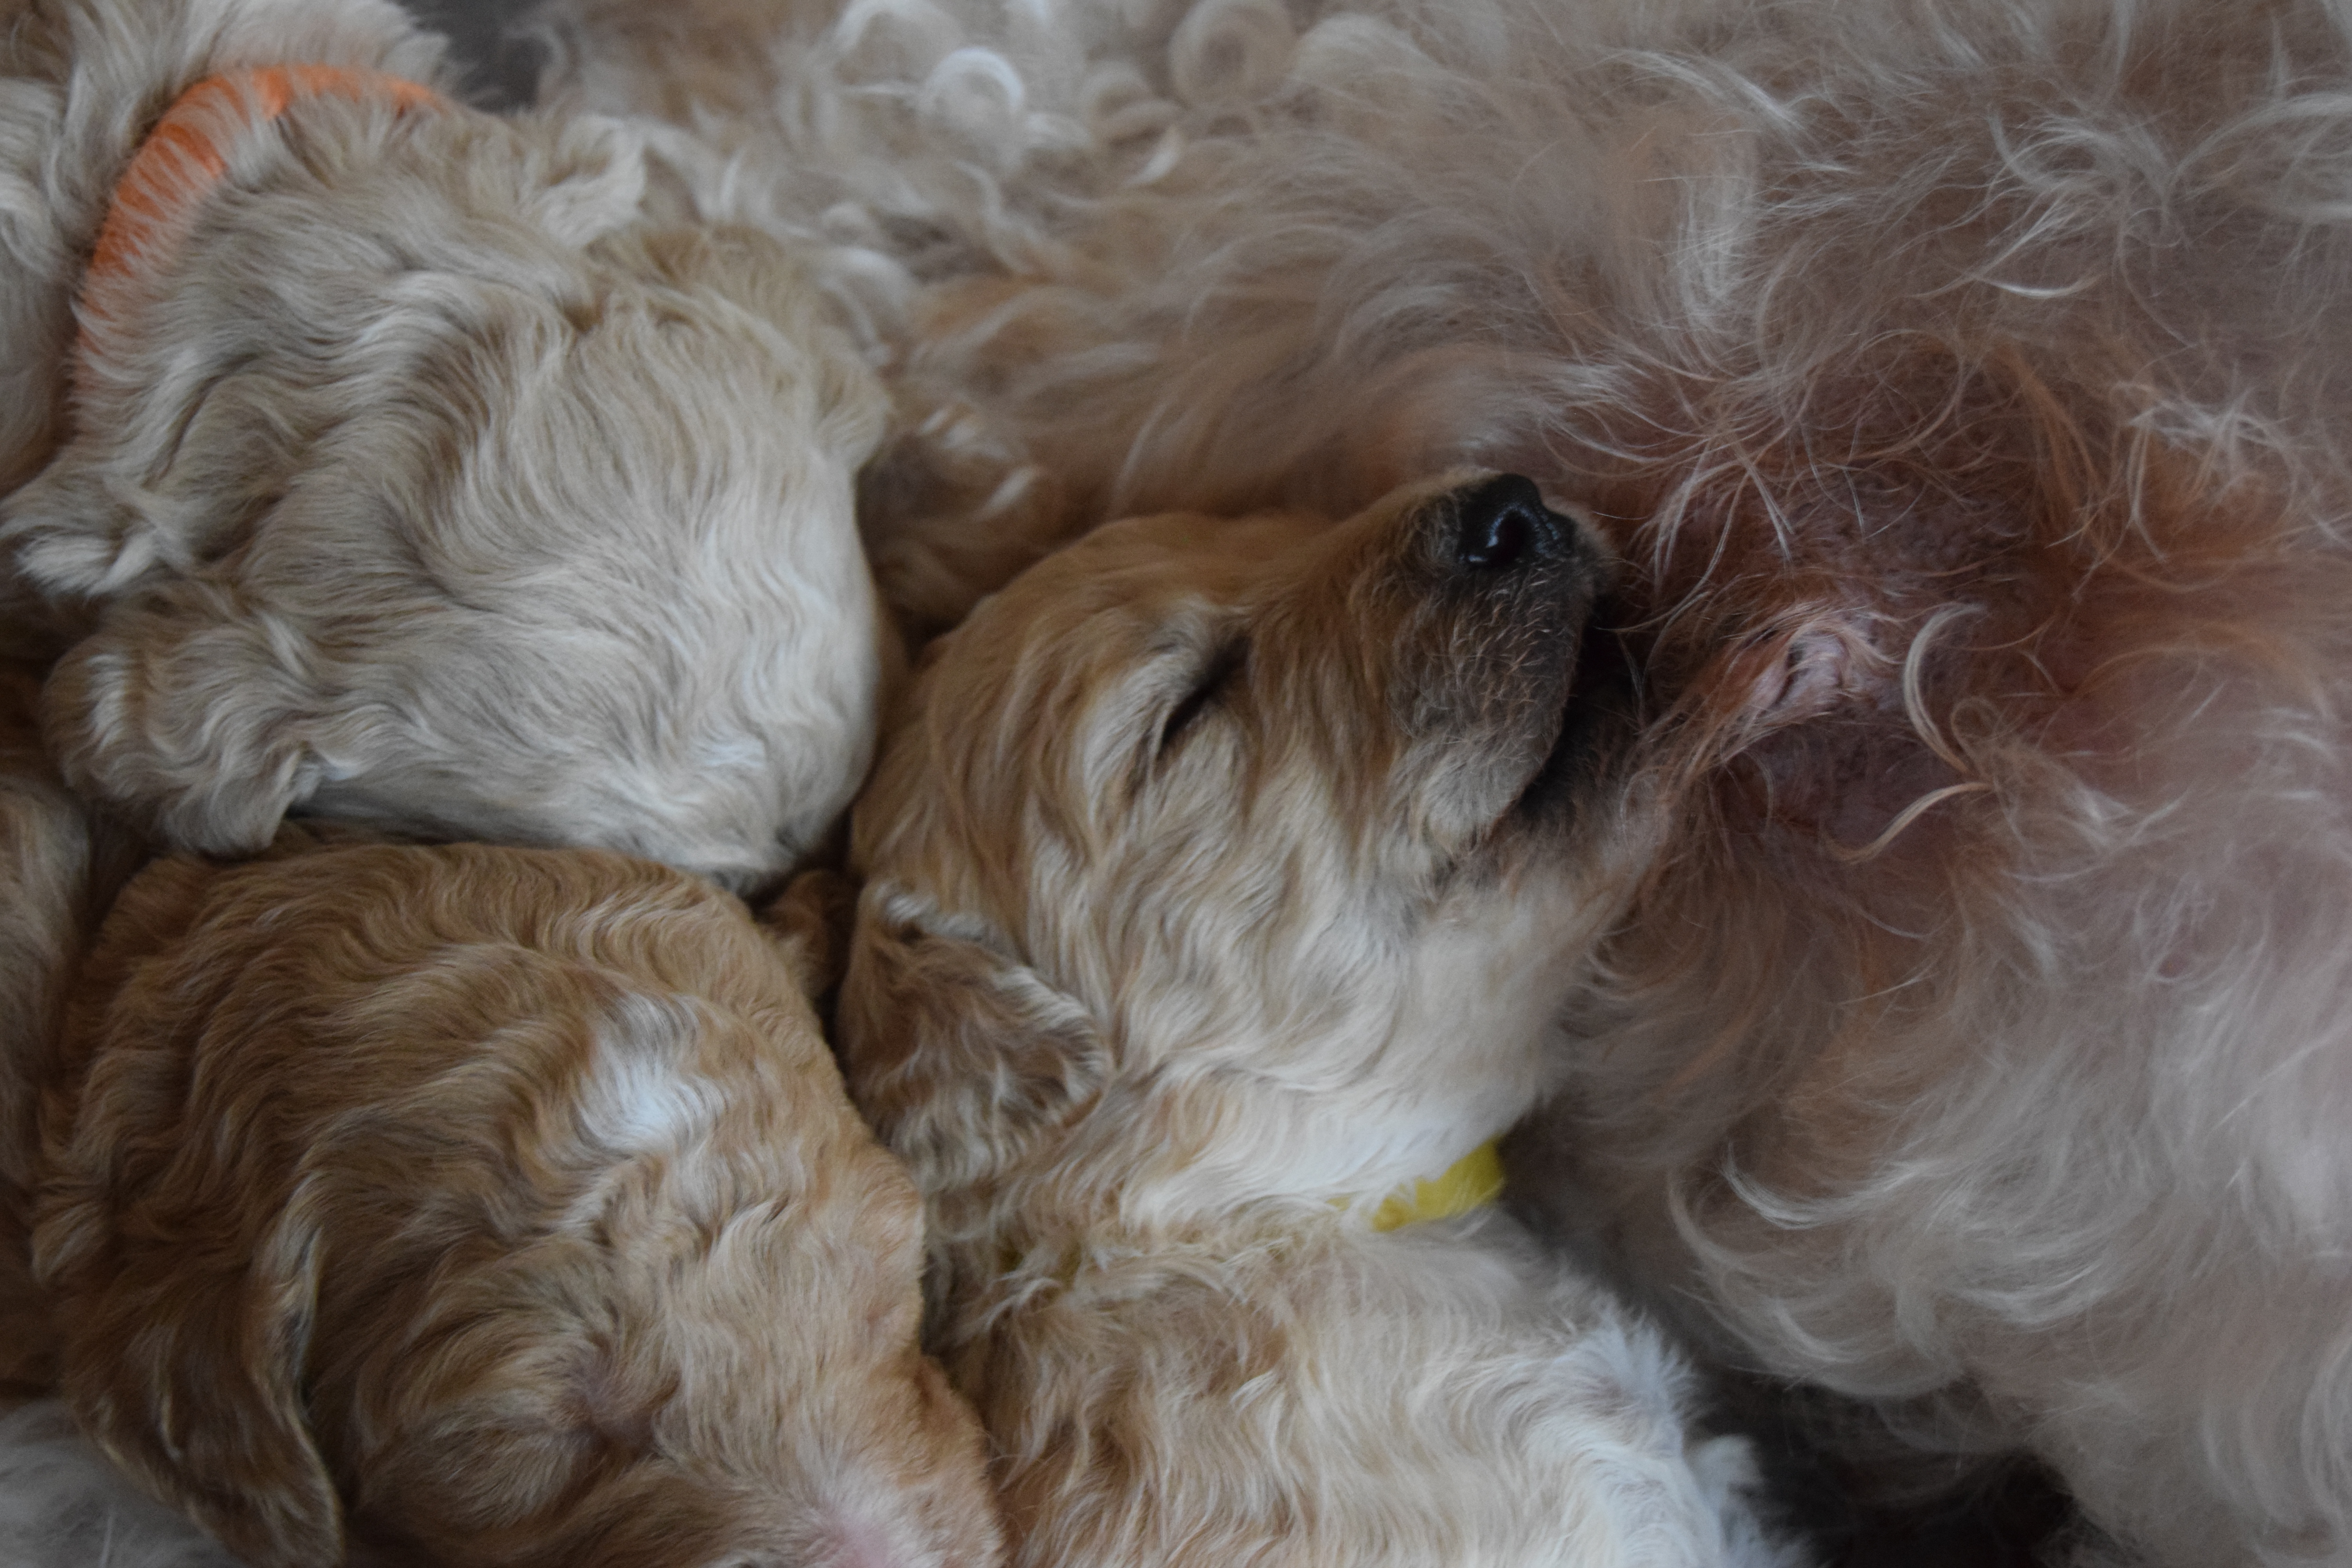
xmin=38 ymin=1194 xmax=344 ymax=1568
xmin=1 ymin=339 xmax=341 ymax=605
xmin=838 ymin=881 xmax=1109 ymax=1212
xmin=1 ymin=451 xmax=184 ymax=603
xmin=32 ymin=851 xmax=344 ymax=1566
xmin=43 ymin=587 xmax=325 ymax=854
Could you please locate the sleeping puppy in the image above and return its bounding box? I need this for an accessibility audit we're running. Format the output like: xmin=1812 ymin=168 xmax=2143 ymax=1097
xmin=838 ymin=470 xmax=1800 ymax=1567
xmin=0 ymin=0 xmax=889 ymax=886
xmin=27 ymin=833 xmax=1002 ymax=1568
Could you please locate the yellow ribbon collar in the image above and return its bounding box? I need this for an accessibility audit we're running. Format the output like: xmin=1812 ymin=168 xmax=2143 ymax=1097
xmin=1359 ymin=1140 xmax=1505 ymax=1232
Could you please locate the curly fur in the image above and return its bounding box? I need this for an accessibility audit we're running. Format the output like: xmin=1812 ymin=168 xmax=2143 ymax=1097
xmin=546 ymin=0 xmax=2352 ymax=1560
xmin=25 ymin=835 xmax=1002 ymax=1568
xmin=0 ymin=0 xmax=892 ymax=885
xmin=838 ymin=472 xmax=1799 ymax=1566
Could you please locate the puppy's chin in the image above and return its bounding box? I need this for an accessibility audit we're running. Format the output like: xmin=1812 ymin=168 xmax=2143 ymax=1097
xmin=1499 ymin=610 xmax=1642 ymax=839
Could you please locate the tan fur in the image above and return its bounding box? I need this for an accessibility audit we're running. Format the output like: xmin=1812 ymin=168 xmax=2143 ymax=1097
xmin=526 ymin=0 xmax=1154 ymax=641
xmin=33 ymin=836 xmax=1002 ymax=1568
xmin=0 ymin=0 xmax=891 ymax=885
xmin=840 ymin=473 xmax=1797 ymax=1566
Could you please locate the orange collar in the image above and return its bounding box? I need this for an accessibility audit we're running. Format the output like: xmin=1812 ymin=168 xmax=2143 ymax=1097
xmin=78 ymin=66 xmax=443 ymax=371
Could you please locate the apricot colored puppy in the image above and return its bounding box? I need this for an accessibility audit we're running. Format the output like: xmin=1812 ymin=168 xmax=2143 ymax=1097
xmin=34 ymin=837 xmax=1001 ymax=1568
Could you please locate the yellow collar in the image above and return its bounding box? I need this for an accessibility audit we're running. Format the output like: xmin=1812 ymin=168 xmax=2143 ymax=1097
xmin=1359 ymin=1140 xmax=1505 ymax=1232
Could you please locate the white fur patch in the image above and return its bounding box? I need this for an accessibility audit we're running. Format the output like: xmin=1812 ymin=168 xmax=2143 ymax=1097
xmin=0 ymin=1402 xmax=236 ymax=1568
xmin=575 ymin=992 xmax=728 ymax=1155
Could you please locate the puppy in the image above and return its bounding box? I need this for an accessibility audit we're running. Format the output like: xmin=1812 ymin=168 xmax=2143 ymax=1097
xmin=29 ymin=834 xmax=1002 ymax=1568
xmin=838 ymin=471 xmax=1799 ymax=1566
xmin=0 ymin=0 xmax=891 ymax=885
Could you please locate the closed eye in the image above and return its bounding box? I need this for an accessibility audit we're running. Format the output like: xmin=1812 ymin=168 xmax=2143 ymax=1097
xmin=1155 ymin=638 xmax=1248 ymax=759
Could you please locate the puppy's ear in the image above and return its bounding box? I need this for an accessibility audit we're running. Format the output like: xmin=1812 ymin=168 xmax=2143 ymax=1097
xmin=44 ymin=589 xmax=323 ymax=854
xmin=40 ymin=1215 xmax=342 ymax=1568
xmin=840 ymin=882 xmax=1108 ymax=1201
xmin=35 ymin=1001 xmax=343 ymax=1568
xmin=34 ymin=850 xmax=344 ymax=1565
xmin=2 ymin=452 xmax=185 ymax=603
xmin=1 ymin=358 xmax=326 ymax=604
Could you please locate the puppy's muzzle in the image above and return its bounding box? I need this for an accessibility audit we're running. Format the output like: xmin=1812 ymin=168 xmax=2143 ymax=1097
xmin=1382 ymin=471 xmax=1628 ymax=838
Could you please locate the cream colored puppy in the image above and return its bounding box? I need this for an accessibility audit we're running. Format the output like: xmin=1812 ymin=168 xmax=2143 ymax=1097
xmin=0 ymin=0 xmax=889 ymax=886
xmin=30 ymin=834 xmax=1003 ymax=1568
xmin=840 ymin=471 xmax=1800 ymax=1567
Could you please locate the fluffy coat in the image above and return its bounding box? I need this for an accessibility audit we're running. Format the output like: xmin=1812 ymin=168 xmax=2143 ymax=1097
xmin=0 ymin=0 xmax=892 ymax=886
xmin=31 ymin=835 xmax=1003 ymax=1568
xmin=543 ymin=1 xmax=2352 ymax=1560
xmin=839 ymin=472 xmax=1797 ymax=1566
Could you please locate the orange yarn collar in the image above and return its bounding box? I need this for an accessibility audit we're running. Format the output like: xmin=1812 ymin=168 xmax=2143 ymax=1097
xmin=78 ymin=66 xmax=443 ymax=366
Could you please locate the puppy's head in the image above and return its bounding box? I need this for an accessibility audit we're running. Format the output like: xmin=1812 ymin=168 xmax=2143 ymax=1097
xmin=845 ymin=472 xmax=1640 ymax=1225
xmin=37 ymin=842 xmax=998 ymax=1568
xmin=7 ymin=105 xmax=889 ymax=887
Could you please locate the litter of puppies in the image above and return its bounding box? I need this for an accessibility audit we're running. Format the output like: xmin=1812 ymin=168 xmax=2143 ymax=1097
xmin=4 ymin=0 xmax=2350 ymax=1563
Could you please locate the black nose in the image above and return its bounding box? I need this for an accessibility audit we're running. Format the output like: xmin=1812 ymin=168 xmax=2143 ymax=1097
xmin=1450 ymin=474 xmax=1567 ymax=572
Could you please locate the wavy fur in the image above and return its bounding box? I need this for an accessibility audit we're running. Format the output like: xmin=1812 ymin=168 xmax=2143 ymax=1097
xmin=0 ymin=0 xmax=891 ymax=885
xmin=27 ymin=835 xmax=1002 ymax=1568
xmin=839 ymin=475 xmax=1798 ymax=1566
